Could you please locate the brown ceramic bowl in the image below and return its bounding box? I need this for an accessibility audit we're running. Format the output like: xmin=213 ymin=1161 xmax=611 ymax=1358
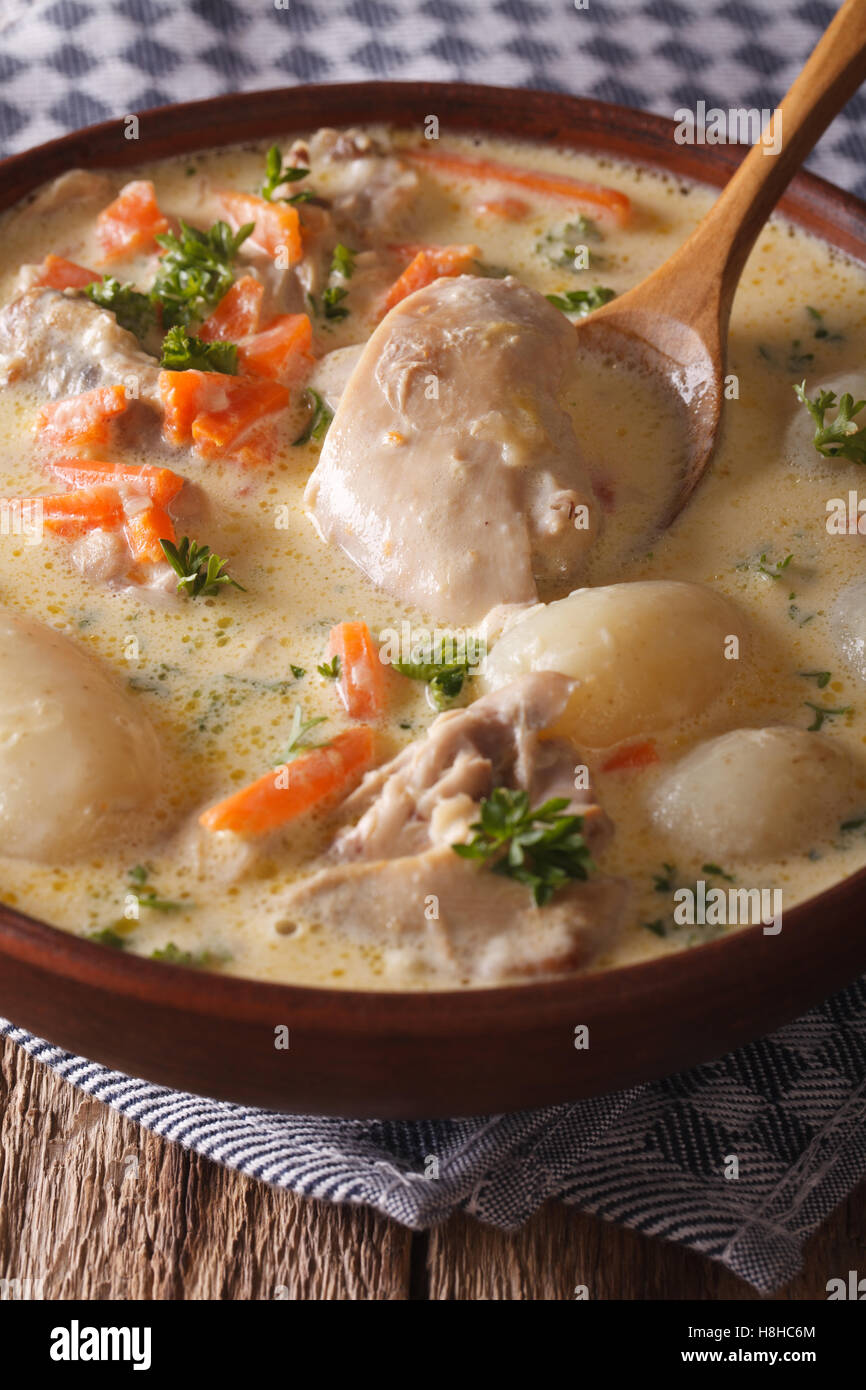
xmin=1 ymin=83 xmax=865 ymax=1118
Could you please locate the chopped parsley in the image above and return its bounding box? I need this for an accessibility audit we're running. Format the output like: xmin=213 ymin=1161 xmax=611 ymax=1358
xmin=159 ymin=324 xmax=237 ymax=374
xmin=280 ymin=704 xmax=329 ymax=762
xmin=798 ymin=670 xmax=832 ymax=689
xmin=160 ymin=536 xmax=246 ymax=599
xmin=86 ymin=276 xmax=156 ymax=341
xmin=546 ymin=285 xmax=616 ymax=317
xmin=261 ymin=144 xmax=311 ymax=202
xmin=87 ymin=927 xmax=128 ymax=950
xmin=152 ymin=220 xmax=253 ymax=329
xmin=805 ymin=702 xmax=851 ymax=732
xmin=290 ymin=664 xmax=306 ymax=679
xmin=537 ymin=217 xmax=601 ymax=270
xmin=330 ymin=242 xmax=356 ymax=279
xmin=452 ymin=788 xmax=594 ymax=907
xmin=756 ymin=551 xmax=793 ymax=580
xmin=322 ymin=285 xmax=350 ymax=321
xmin=150 ymin=943 xmax=230 ymax=969
xmin=292 ymin=388 xmax=333 ymax=446
xmin=392 ymin=658 xmax=472 ymax=709
xmin=794 ymin=382 xmax=866 ymax=466
xmin=702 ymin=862 xmax=735 ymax=883
xmin=317 ymin=654 xmax=341 ymax=680
xmin=126 ymin=864 xmax=187 ymax=913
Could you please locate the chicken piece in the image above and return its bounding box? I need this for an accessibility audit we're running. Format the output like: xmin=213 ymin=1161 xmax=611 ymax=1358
xmin=300 ymin=127 xmax=419 ymax=244
xmin=0 ymin=288 xmax=161 ymax=403
xmin=277 ymin=673 xmax=628 ymax=984
xmin=23 ymin=169 xmax=115 ymax=217
xmin=304 ymin=275 xmax=600 ymax=623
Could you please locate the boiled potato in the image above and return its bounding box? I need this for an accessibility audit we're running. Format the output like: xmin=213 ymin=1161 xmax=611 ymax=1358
xmin=0 ymin=611 xmax=163 ymax=861
xmin=481 ymin=581 xmax=742 ymax=747
xmin=648 ymin=726 xmax=854 ymax=860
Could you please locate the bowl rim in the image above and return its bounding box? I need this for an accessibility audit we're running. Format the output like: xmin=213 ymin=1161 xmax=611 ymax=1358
xmin=2 ymin=79 xmax=866 ymax=1045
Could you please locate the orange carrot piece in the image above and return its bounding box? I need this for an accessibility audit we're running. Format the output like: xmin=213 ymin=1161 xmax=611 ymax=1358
xmin=199 ymin=726 xmax=375 ymax=835
xmin=238 ymin=312 xmax=313 ymax=381
xmin=33 ymin=254 xmax=100 ymax=290
xmin=37 ymin=384 xmax=128 ymax=452
xmin=474 ymin=196 xmax=529 ymax=220
xmin=327 ymin=621 xmax=387 ymax=721
xmin=123 ymin=500 xmax=176 ymax=563
xmin=409 ymin=148 xmax=632 ymax=226
xmin=600 ymin=740 xmax=660 ymax=773
xmin=44 ymin=457 xmax=184 ymax=507
xmin=382 ymin=243 xmax=481 ymax=315
xmin=159 ymin=370 xmax=289 ymax=457
xmin=218 ymin=190 xmax=303 ymax=263
xmin=96 ymin=180 xmax=170 ymax=262
xmin=5 ymin=486 xmax=124 ymax=538
xmin=198 ymin=275 xmax=264 ymax=341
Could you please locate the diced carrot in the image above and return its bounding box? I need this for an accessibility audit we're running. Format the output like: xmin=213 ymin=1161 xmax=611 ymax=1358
xmin=33 ymin=254 xmax=100 ymax=290
xmin=600 ymin=740 xmax=660 ymax=773
xmin=198 ymin=275 xmax=264 ymax=341
xmin=159 ymin=369 xmax=290 ymax=459
xmin=123 ymin=499 xmax=176 ymax=563
xmin=381 ymin=243 xmax=481 ymax=315
xmin=36 ymin=384 xmax=128 ymax=453
xmin=408 ymin=148 xmax=632 ymax=226
xmin=218 ymin=190 xmax=303 ymax=263
xmin=238 ymin=313 xmax=313 ymax=382
xmin=474 ymin=196 xmax=529 ymax=220
xmin=96 ymin=180 xmax=169 ymax=262
xmin=327 ymin=621 xmax=387 ymax=721
xmin=4 ymin=486 xmax=124 ymax=538
xmin=199 ymin=726 xmax=375 ymax=835
xmin=44 ymin=458 xmax=184 ymax=507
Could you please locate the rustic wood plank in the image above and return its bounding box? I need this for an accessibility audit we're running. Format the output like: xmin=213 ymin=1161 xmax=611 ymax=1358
xmin=427 ymin=1183 xmax=866 ymax=1300
xmin=0 ymin=1036 xmax=412 ymax=1300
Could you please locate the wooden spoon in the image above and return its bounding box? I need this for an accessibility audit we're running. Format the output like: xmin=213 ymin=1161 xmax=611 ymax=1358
xmin=577 ymin=0 xmax=866 ymax=522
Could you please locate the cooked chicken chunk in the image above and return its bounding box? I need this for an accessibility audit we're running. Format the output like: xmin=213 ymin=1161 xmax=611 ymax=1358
xmin=0 ymin=288 xmax=160 ymax=403
xmin=278 ymin=673 xmax=628 ymax=983
xmin=296 ymin=127 xmax=419 ymax=243
xmin=24 ymin=169 xmax=115 ymax=216
xmin=305 ymin=275 xmax=600 ymax=622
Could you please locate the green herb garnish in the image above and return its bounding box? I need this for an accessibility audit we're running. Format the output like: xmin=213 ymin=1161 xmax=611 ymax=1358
xmin=281 ymin=704 xmax=329 ymax=762
xmin=452 ymin=788 xmax=594 ymax=907
xmin=798 ymin=670 xmax=832 ymax=689
xmin=317 ymin=654 xmax=341 ymax=680
xmin=159 ymin=324 xmax=237 ymax=374
xmin=756 ymin=551 xmax=793 ymax=579
xmin=150 ymin=942 xmax=229 ymax=969
xmin=331 ymin=242 xmax=356 ymax=279
xmin=290 ymin=664 xmax=306 ymax=679
xmin=160 ymin=536 xmax=246 ymax=599
xmin=261 ymin=144 xmax=310 ymax=202
xmin=702 ymin=862 xmax=735 ymax=882
xmin=86 ymin=276 xmax=156 ymax=341
xmin=794 ymin=382 xmax=866 ymax=466
xmin=126 ymin=864 xmax=187 ymax=913
xmin=652 ymin=862 xmax=676 ymax=892
xmin=805 ymin=702 xmax=852 ymax=732
xmin=392 ymin=659 xmax=471 ymax=709
xmin=152 ymin=220 xmax=253 ymax=329
xmin=546 ymin=285 xmax=615 ymax=317
xmin=321 ymin=285 xmax=349 ymax=321
xmin=292 ymin=388 xmax=333 ymax=446
xmin=87 ymin=927 xmax=128 ymax=950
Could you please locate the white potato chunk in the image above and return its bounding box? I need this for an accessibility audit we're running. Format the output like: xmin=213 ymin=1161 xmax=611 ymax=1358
xmin=649 ymin=726 xmax=853 ymax=860
xmin=481 ymin=580 xmax=741 ymax=747
xmin=0 ymin=611 xmax=163 ymax=861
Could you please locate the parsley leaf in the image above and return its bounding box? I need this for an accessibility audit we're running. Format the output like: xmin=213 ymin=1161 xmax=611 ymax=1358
xmin=86 ymin=276 xmax=156 ymax=341
xmin=317 ymin=655 xmax=341 ymax=680
xmin=261 ymin=144 xmax=310 ymax=202
xmin=546 ymin=285 xmax=616 ymax=317
xmin=87 ymin=926 xmax=128 ymax=949
xmin=290 ymin=664 xmax=306 ymax=679
xmin=794 ymin=382 xmax=866 ymax=465
xmin=452 ymin=788 xmax=594 ymax=907
xmin=152 ymin=220 xmax=253 ymax=329
xmin=160 ymin=536 xmax=246 ymax=599
xmin=756 ymin=551 xmax=793 ymax=580
xmin=159 ymin=324 xmax=237 ymax=374
xmin=322 ymin=285 xmax=350 ymax=321
xmin=805 ymin=702 xmax=851 ymax=732
xmin=331 ymin=242 xmax=356 ymax=279
xmin=292 ymin=388 xmax=333 ymax=446
xmin=280 ymin=704 xmax=330 ymax=762
xmin=392 ymin=658 xmax=471 ymax=709
xmin=150 ymin=942 xmax=230 ymax=969
xmin=798 ymin=670 xmax=832 ymax=689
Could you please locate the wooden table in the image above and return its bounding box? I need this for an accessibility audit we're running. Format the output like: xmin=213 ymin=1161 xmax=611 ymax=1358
xmin=2 ymin=1036 xmax=863 ymax=1300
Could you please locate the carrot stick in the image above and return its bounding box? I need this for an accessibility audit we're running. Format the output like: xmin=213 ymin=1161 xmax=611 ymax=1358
xmin=199 ymin=726 xmax=374 ymax=835
xmin=382 ymin=243 xmax=481 ymax=315
xmin=327 ymin=621 xmax=387 ymax=720
xmin=198 ymin=275 xmax=264 ymax=341
xmin=600 ymin=740 xmax=660 ymax=773
xmin=408 ymin=148 xmax=632 ymax=226
xmin=217 ymin=190 xmax=303 ymax=263
xmin=123 ymin=501 xmax=176 ymax=563
xmin=5 ymin=486 xmax=124 ymax=538
xmin=43 ymin=458 xmax=185 ymax=507
xmin=238 ymin=312 xmax=313 ymax=381
xmin=96 ymin=180 xmax=169 ymax=262
xmin=37 ymin=384 xmax=128 ymax=452
xmin=33 ymin=254 xmax=100 ymax=290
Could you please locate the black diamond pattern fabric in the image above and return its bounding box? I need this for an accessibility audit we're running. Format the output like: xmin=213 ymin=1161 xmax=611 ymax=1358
xmin=2 ymin=0 xmax=866 ymax=1294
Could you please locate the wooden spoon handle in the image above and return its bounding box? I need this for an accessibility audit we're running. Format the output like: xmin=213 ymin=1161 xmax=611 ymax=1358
xmin=675 ymin=0 xmax=866 ymax=311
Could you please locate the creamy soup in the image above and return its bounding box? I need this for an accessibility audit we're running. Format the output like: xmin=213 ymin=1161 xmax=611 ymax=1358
xmin=0 ymin=126 xmax=865 ymax=989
